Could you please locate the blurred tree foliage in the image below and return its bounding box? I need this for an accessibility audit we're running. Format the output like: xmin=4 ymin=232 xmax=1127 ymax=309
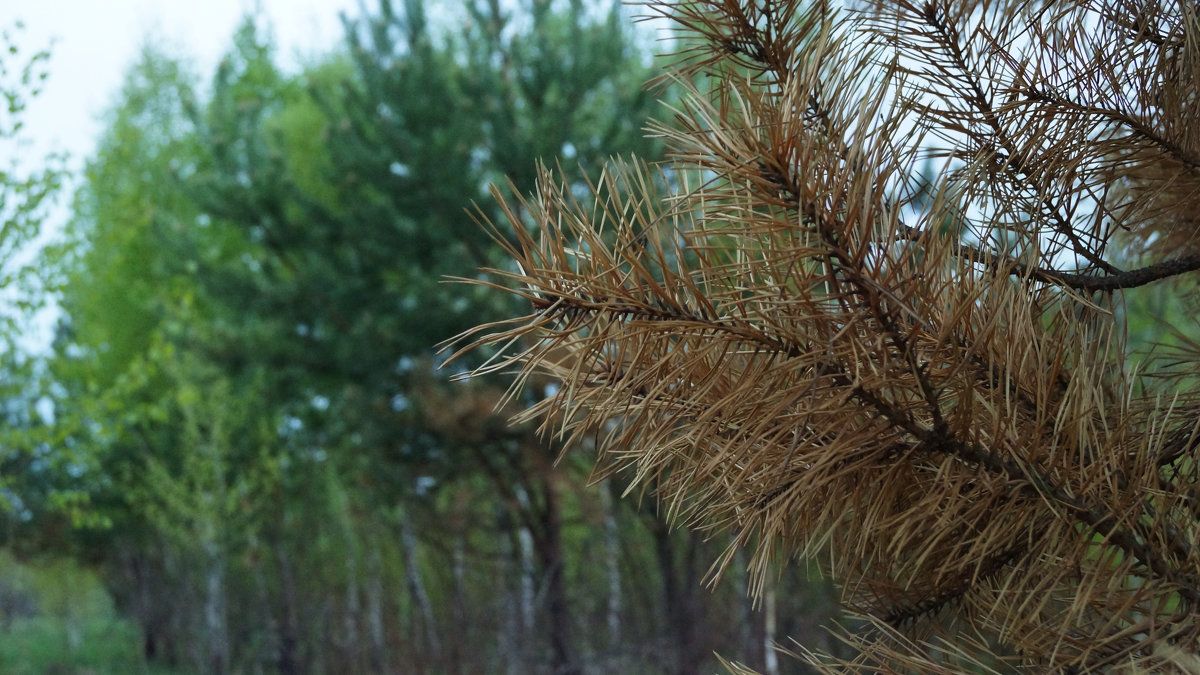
xmin=7 ymin=1 xmax=842 ymax=673
xmin=0 ymin=22 xmax=72 ymax=549
xmin=0 ymin=21 xmax=63 ymax=327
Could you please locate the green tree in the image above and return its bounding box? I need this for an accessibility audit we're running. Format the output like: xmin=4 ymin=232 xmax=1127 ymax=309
xmin=0 ymin=22 xmax=75 ymax=549
xmin=179 ymin=2 xmax=664 ymax=671
xmin=44 ymin=43 xmax=261 ymax=672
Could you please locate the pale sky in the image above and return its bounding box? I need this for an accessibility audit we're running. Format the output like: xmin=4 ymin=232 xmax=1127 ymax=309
xmin=11 ymin=0 xmax=357 ymax=167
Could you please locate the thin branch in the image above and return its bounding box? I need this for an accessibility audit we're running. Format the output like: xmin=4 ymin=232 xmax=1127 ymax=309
xmin=894 ymin=222 xmax=1200 ymax=291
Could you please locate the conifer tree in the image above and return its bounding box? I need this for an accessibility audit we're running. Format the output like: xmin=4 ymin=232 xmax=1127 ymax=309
xmin=453 ymin=0 xmax=1200 ymax=671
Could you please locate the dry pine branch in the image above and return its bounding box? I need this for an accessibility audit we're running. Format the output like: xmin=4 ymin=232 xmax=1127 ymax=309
xmin=446 ymin=0 xmax=1200 ymax=671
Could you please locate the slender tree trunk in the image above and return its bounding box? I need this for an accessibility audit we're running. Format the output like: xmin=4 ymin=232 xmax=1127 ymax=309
xmin=399 ymin=508 xmax=440 ymax=660
xmin=450 ymin=533 xmax=467 ymax=675
xmin=252 ymin=549 xmax=276 ymax=672
xmin=366 ymin=546 xmax=386 ymax=673
xmin=652 ymin=521 xmax=682 ymax=674
xmin=514 ymin=487 xmax=537 ymax=638
xmin=125 ymin=550 xmax=159 ymax=663
xmin=535 ymin=472 xmax=579 ymax=675
xmin=161 ymin=544 xmax=186 ymax=668
xmin=343 ymin=542 xmax=360 ymax=665
xmin=603 ymin=480 xmax=622 ymax=656
xmin=732 ymin=546 xmax=767 ymax=672
xmin=651 ymin=520 xmax=705 ymax=675
xmin=500 ymin=524 xmax=525 ymax=675
xmin=203 ymin=539 xmax=230 ymax=674
xmin=762 ymin=575 xmax=779 ymax=675
xmin=276 ymin=543 xmax=302 ymax=675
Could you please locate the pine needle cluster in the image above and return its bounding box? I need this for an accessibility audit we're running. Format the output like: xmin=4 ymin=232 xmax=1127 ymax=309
xmin=448 ymin=0 xmax=1200 ymax=670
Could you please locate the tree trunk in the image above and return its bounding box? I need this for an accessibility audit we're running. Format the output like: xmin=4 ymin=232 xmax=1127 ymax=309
xmin=276 ymin=542 xmax=302 ymax=675
xmin=500 ymin=523 xmax=525 ymax=675
xmin=366 ymin=546 xmax=386 ymax=673
xmin=651 ymin=519 xmax=705 ymax=675
xmin=450 ymin=532 xmax=467 ymax=675
xmin=343 ymin=541 xmax=360 ymax=665
xmin=603 ymin=480 xmax=622 ymax=653
xmin=399 ymin=508 xmax=440 ymax=660
xmin=514 ymin=487 xmax=536 ymax=637
xmin=534 ymin=472 xmax=579 ymax=675
xmin=473 ymin=435 xmax=580 ymax=674
xmin=124 ymin=549 xmax=160 ymax=663
xmin=252 ymin=549 xmax=276 ymax=672
xmin=202 ymin=539 xmax=230 ymax=674
xmin=762 ymin=575 xmax=779 ymax=675
xmin=732 ymin=546 xmax=767 ymax=673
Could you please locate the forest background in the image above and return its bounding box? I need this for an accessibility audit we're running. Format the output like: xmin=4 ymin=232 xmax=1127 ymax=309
xmin=0 ymin=0 xmax=1192 ymax=673
xmin=0 ymin=0 xmax=848 ymax=673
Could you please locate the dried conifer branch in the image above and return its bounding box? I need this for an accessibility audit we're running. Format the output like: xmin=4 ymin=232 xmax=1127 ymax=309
xmin=446 ymin=0 xmax=1200 ymax=671
xmin=899 ymin=224 xmax=1200 ymax=290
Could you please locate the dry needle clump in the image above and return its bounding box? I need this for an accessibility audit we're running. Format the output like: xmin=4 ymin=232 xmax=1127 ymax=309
xmin=447 ymin=0 xmax=1200 ymax=671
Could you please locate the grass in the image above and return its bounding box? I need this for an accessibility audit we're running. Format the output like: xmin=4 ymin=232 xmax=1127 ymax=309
xmin=0 ymin=551 xmax=189 ymax=675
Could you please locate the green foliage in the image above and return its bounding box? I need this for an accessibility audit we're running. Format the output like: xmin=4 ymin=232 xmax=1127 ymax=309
xmin=0 ymin=23 xmax=62 ymax=314
xmin=0 ymin=552 xmax=186 ymax=674
xmin=52 ymin=47 xmax=202 ymax=378
xmin=19 ymin=2 xmax=836 ymax=672
xmin=0 ymin=24 xmax=73 ymax=548
xmin=0 ymin=21 xmax=63 ymax=326
xmin=1119 ymin=278 xmax=1200 ymax=400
